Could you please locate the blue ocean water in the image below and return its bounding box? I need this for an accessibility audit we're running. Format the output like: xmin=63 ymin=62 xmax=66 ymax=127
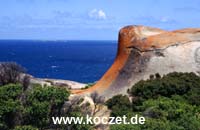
xmin=0 ymin=40 xmax=117 ymax=83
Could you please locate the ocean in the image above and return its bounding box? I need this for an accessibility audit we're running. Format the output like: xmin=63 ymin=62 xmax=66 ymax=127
xmin=0 ymin=40 xmax=117 ymax=83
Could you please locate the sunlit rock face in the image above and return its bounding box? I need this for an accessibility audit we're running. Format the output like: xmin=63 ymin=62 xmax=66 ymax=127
xmin=73 ymin=25 xmax=200 ymax=98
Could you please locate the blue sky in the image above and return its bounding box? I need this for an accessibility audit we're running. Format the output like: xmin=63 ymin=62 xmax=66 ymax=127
xmin=0 ymin=0 xmax=200 ymax=40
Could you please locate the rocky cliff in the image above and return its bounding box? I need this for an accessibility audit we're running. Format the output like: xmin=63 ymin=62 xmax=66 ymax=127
xmin=72 ymin=25 xmax=200 ymax=98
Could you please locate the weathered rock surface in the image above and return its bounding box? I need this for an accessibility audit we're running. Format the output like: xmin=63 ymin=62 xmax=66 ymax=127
xmin=30 ymin=77 xmax=86 ymax=89
xmin=73 ymin=25 xmax=200 ymax=98
xmin=62 ymin=95 xmax=110 ymax=130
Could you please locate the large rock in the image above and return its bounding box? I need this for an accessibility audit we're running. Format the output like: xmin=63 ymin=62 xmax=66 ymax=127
xmin=73 ymin=25 xmax=200 ymax=98
xmin=62 ymin=95 xmax=110 ymax=130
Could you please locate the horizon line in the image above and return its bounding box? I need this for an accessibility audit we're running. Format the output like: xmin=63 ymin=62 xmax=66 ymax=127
xmin=0 ymin=39 xmax=117 ymax=42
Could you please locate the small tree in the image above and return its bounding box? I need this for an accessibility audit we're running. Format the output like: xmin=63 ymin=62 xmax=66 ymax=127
xmin=0 ymin=62 xmax=25 ymax=85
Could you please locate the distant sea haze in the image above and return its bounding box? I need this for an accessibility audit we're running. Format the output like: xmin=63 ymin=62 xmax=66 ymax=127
xmin=0 ymin=40 xmax=117 ymax=83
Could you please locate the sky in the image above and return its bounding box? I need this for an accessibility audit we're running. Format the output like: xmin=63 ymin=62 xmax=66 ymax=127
xmin=0 ymin=0 xmax=200 ymax=40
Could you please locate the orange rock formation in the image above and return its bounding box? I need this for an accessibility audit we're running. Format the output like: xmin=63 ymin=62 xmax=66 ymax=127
xmin=72 ymin=25 xmax=200 ymax=97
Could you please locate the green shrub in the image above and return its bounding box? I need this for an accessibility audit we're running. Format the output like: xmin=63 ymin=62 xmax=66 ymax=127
xmin=0 ymin=83 xmax=22 ymax=100
xmin=107 ymin=72 xmax=200 ymax=130
xmin=0 ymin=83 xmax=70 ymax=130
xmin=14 ymin=125 xmax=38 ymax=130
xmin=110 ymin=124 xmax=141 ymax=130
xmin=106 ymin=95 xmax=132 ymax=117
xmin=130 ymin=72 xmax=200 ymax=105
xmin=0 ymin=84 xmax=22 ymax=129
xmin=24 ymin=85 xmax=70 ymax=128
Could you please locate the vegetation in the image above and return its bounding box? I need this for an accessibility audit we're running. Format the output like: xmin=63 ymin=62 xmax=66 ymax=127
xmin=1 ymin=62 xmax=200 ymax=130
xmin=107 ymin=72 xmax=200 ymax=130
xmin=0 ymin=83 xmax=70 ymax=130
xmin=0 ymin=62 xmax=25 ymax=85
xmin=0 ymin=63 xmax=94 ymax=130
xmin=130 ymin=72 xmax=200 ymax=106
xmin=106 ymin=95 xmax=132 ymax=117
xmin=24 ymin=84 xmax=69 ymax=128
xmin=14 ymin=125 xmax=38 ymax=130
xmin=81 ymin=83 xmax=95 ymax=89
xmin=0 ymin=84 xmax=22 ymax=129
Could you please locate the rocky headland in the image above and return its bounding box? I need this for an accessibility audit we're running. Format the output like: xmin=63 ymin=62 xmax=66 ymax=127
xmin=72 ymin=25 xmax=200 ymax=98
